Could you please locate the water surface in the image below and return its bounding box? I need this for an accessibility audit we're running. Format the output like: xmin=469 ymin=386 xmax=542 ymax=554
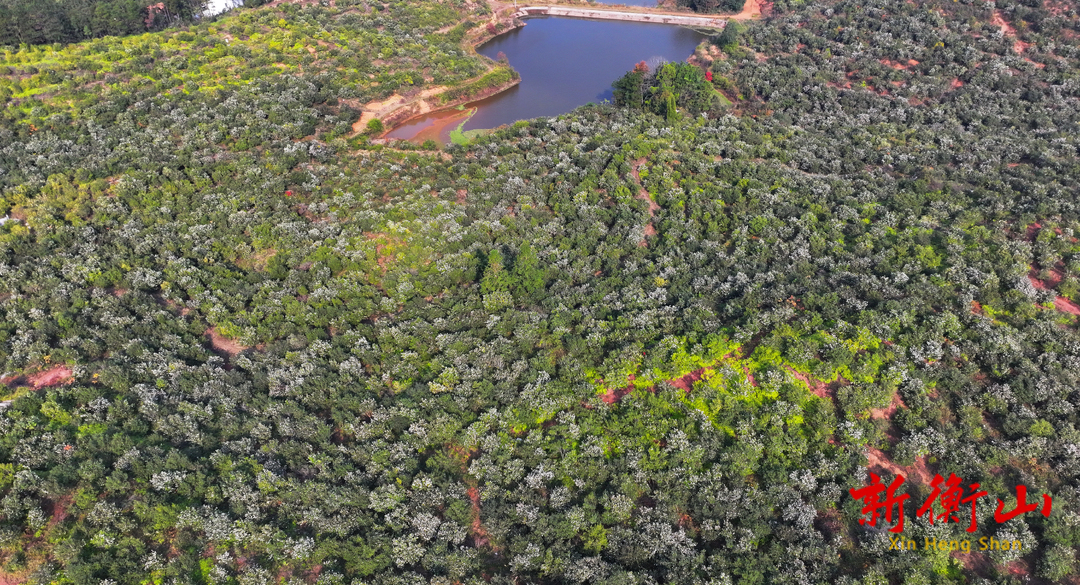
xmin=388 ymin=17 xmax=704 ymax=143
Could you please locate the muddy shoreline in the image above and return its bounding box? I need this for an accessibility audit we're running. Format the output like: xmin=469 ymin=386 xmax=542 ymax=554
xmin=376 ymin=20 xmax=527 ymax=141
xmin=377 ymin=76 xmax=520 ymax=141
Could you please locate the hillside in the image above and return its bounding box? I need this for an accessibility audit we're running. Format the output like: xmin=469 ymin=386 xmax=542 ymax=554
xmin=2 ymin=0 xmax=1080 ymax=583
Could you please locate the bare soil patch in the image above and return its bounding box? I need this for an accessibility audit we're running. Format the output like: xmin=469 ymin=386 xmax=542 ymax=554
xmin=351 ymin=112 xmax=376 ymax=134
xmin=733 ymin=0 xmax=772 ymax=19
xmin=870 ymin=390 xmax=907 ymax=421
xmin=638 ymin=191 xmax=660 ymax=217
xmin=1025 ymin=221 xmax=1042 ymax=241
xmin=866 ymin=447 xmax=935 ymax=485
xmin=46 ymin=492 xmax=73 ymax=531
xmin=1026 ymin=267 xmax=1080 ymax=315
xmin=879 ymin=58 xmax=918 ymax=71
xmin=1053 ymin=296 xmax=1080 ymax=316
xmin=238 ymin=248 xmax=277 ymax=272
xmin=376 ymin=75 xmax=519 ymax=142
xmin=601 ymin=374 xmax=640 ymax=404
xmin=668 ymin=368 xmax=707 ymax=393
xmin=1004 ymin=558 xmax=1037 ymax=582
xmin=602 ymin=366 xmax=711 ymax=404
xmin=992 ymin=10 xmax=1017 ymax=37
xmin=1045 ymin=0 xmax=1071 ymax=16
xmin=296 ymin=203 xmax=329 ymax=223
xmin=398 ymin=107 xmax=474 ymax=145
xmin=29 ymin=365 xmax=74 ymax=388
xmin=952 ymin=546 xmax=996 ymax=577
xmin=204 ymin=328 xmax=249 ymax=356
xmin=350 ymin=86 xmax=448 ymax=136
xmin=3 ymin=365 xmax=76 ymax=390
xmin=600 ymin=384 xmax=634 ymax=404
xmin=1028 ymin=266 xmax=1064 ymax=289
xmin=988 ymin=12 xmax=1034 ymax=55
xmin=0 ymin=569 xmax=32 ymax=585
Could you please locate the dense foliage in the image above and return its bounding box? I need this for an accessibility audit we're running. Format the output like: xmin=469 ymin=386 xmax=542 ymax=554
xmin=674 ymin=0 xmax=747 ymax=15
xmin=2 ymin=0 xmax=1080 ymax=583
xmin=0 ymin=0 xmax=207 ymax=46
xmin=612 ymin=61 xmax=717 ymax=120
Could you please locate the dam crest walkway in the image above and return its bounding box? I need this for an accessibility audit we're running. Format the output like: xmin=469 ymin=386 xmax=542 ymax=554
xmin=511 ymin=5 xmax=728 ymax=29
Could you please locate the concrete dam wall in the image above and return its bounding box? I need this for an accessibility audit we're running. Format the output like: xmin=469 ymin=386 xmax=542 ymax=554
xmin=512 ymin=6 xmax=728 ymax=29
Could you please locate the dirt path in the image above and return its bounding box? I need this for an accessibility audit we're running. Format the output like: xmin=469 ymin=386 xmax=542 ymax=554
xmin=630 ymin=158 xmax=660 ymax=246
xmin=1027 ymin=270 xmax=1080 ymax=316
xmin=467 ymin=486 xmax=495 ymax=548
xmin=786 ymin=367 xmax=833 ymax=400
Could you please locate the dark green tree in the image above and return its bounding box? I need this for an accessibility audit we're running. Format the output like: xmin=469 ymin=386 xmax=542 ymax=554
xmin=713 ymin=21 xmax=743 ymax=52
xmin=612 ymin=62 xmax=717 ymax=120
xmin=512 ymin=242 xmax=543 ymax=299
xmin=676 ymin=0 xmax=746 ymax=13
xmin=0 ymin=0 xmax=207 ymax=46
xmin=612 ymin=62 xmax=649 ymax=110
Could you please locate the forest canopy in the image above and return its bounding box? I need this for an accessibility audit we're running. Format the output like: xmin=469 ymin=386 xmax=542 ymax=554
xmin=0 ymin=0 xmax=207 ymax=46
xmin=2 ymin=0 xmax=1080 ymax=583
xmin=674 ymin=0 xmax=747 ymax=14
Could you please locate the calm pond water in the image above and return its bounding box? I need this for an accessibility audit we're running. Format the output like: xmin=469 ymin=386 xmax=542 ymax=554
xmin=387 ymin=17 xmax=704 ymax=143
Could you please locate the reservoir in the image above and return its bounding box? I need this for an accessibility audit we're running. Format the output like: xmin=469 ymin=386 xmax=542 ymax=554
xmin=386 ymin=17 xmax=705 ymax=143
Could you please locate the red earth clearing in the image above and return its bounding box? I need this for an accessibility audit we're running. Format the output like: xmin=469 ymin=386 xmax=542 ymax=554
xmin=866 ymin=447 xmax=935 ymax=486
xmin=18 ymin=365 xmax=75 ymax=388
xmin=204 ymin=328 xmax=249 ymax=356
xmin=870 ymin=391 xmax=907 ymax=421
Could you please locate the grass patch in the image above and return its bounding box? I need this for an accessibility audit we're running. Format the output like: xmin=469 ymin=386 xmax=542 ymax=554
xmin=439 ymin=66 xmax=517 ymax=105
xmin=448 ymin=108 xmax=482 ymax=145
xmin=0 ymin=386 xmax=32 ymax=403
